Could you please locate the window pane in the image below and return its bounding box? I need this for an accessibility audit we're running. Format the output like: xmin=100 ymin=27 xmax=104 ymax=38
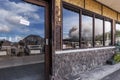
xmin=105 ymin=21 xmax=111 ymax=46
xmin=81 ymin=15 xmax=93 ymax=48
xmin=0 ymin=0 xmax=45 ymax=56
xmin=0 ymin=0 xmax=46 ymax=79
xmin=95 ymin=18 xmax=103 ymax=46
xmin=116 ymin=23 xmax=120 ymax=43
xmin=63 ymin=8 xmax=79 ymax=49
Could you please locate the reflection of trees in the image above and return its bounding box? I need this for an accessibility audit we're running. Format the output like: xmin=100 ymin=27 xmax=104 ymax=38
xmin=0 ymin=41 xmax=3 ymax=50
xmin=95 ymin=34 xmax=103 ymax=41
xmin=95 ymin=32 xmax=111 ymax=40
xmin=116 ymin=30 xmax=120 ymax=37
xmin=104 ymin=32 xmax=111 ymax=40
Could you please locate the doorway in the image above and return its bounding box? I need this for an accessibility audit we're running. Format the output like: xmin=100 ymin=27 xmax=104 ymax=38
xmin=0 ymin=0 xmax=50 ymax=80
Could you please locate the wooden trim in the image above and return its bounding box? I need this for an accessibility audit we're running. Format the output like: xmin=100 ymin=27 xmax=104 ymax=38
xmin=24 ymin=0 xmax=48 ymax=7
xmin=117 ymin=13 xmax=119 ymax=20
xmin=51 ymin=0 xmax=56 ymax=76
xmin=95 ymin=0 xmax=118 ymax=14
xmin=24 ymin=0 xmax=50 ymax=80
xmin=84 ymin=0 xmax=86 ymax=9
xmin=45 ymin=5 xmax=50 ymax=80
xmin=60 ymin=0 xmax=63 ymax=50
xmin=101 ymin=5 xmax=103 ymax=15
xmin=61 ymin=4 xmax=63 ymax=49
xmin=111 ymin=20 xmax=114 ymax=45
xmin=79 ymin=10 xmax=82 ymax=48
xmin=63 ymin=1 xmax=80 ymax=13
xmin=93 ymin=14 xmax=95 ymax=47
xmin=103 ymin=18 xmax=105 ymax=46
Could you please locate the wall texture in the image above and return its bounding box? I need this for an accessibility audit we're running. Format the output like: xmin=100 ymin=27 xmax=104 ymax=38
xmin=85 ymin=0 xmax=102 ymax=14
xmin=53 ymin=48 xmax=115 ymax=80
xmin=63 ymin=0 xmax=84 ymax=8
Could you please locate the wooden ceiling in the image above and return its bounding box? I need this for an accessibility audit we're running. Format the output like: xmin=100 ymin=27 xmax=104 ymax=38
xmin=96 ymin=0 xmax=120 ymax=13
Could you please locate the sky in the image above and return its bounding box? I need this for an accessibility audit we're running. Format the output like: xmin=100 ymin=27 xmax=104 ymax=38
xmin=63 ymin=8 xmax=112 ymax=40
xmin=63 ymin=8 xmax=79 ymax=39
xmin=0 ymin=0 xmax=45 ymax=42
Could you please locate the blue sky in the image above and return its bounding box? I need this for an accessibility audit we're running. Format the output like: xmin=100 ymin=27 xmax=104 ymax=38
xmin=0 ymin=0 xmax=45 ymax=42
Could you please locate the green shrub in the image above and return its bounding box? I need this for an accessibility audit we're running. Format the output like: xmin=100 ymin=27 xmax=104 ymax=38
xmin=113 ymin=53 xmax=120 ymax=63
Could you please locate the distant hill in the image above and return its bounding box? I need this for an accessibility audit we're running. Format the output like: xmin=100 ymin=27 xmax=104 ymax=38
xmin=2 ymin=40 xmax=12 ymax=46
xmin=22 ymin=34 xmax=44 ymax=45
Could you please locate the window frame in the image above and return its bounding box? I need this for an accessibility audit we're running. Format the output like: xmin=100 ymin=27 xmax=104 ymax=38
xmin=94 ymin=16 xmax=104 ymax=47
xmin=62 ymin=1 xmax=113 ymax=50
xmin=104 ymin=19 xmax=113 ymax=46
xmin=115 ymin=21 xmax=120 ymax=44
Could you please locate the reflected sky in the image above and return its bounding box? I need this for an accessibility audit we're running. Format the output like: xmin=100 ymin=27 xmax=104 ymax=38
xmin=82 ymin=15 xmax=93 ymax=38
xmin=63 ymin=8 xmax=79 ymax=39
xmin=116 ymin=23 xmax=120 ymax=31
xmin=95 ymin=18 xmax=103 ymax=35
xmin=0 ymin=0 xmax=45 ymax=42
xmin=105 ymin=21 xmax=111 ymax=33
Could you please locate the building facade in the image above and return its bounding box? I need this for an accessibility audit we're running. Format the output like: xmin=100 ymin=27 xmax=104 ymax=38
xmin=0 ymin=0 xmax=120 ymax=80
xmin=51 ymin=0 xmax=120 ymax=80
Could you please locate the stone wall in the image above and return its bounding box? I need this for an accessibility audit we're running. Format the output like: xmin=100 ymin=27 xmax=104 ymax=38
xmin=53 ymin=47 xmax=115 ymax=80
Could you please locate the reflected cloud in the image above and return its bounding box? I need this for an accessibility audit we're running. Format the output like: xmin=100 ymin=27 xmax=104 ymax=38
xmin=0 ymin=0 xmax=45 ymax=42
xmin=0 ymin=0 xmax=43 ymax=33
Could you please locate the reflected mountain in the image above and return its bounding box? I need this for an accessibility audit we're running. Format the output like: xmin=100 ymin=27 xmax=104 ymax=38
xmin=0 ymin=35 xmax=44 ymax=56
xmin=22 ymin=34 xmax=44 ymax=45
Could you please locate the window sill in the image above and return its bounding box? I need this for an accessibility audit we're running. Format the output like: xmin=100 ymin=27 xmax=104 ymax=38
xmin=56 ymin=46 xmax=115 ymax=54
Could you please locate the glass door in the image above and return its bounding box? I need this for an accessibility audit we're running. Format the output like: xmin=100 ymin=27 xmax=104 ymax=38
xmin=0 ymin=0 xmax=49 ymax=80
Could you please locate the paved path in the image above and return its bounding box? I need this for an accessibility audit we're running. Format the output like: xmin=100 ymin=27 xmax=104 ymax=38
xmin=0 ymin=63 xmax=44 ymax=80
xmin=102 ymin=69 xmax=120 ymax=80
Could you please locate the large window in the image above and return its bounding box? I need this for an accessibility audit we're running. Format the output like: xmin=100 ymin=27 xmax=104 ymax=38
xmin=81 ymin=14 xmax=93 ymax=48
xmin=62 ymin=4 xmax=113 ymax=49
xmin=0 ymin=0 xmax=45 ymax=56
xmin=95 ymin=18 xmax=103 ymax=46
xmin=63 ymin=8 xmax=79 ymax=49
xmin=116 ymin=23 xmax=120 ymax=43
xmin=0 ymin=0 xmax=49 ymax=79
xmin=105 ymin=20 xmax=111 ymax=46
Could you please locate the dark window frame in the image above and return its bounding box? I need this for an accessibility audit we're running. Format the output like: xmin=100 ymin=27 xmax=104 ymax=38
xmin=94 ymin=16 xmax=104 ymax=47
xmin=104 ymin=19 xmax=113 ymax=46
xmin=62 ymin=1 xmax=113 ymax=50
xmin=81 ymin=13 xmax=94 ymax=48
xmin=115 ymin=21 xmax=120 ymax=44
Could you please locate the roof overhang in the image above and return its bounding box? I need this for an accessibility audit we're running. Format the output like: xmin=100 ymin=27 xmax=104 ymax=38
xmin=96 ymin=0 xmax=120 ymax=13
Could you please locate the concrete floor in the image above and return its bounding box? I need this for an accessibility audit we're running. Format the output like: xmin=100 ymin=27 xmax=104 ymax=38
xmin=0 ymin=63 xmax=44 ymax=80
xmin=102 ymin=69 xmax=120 ymax=80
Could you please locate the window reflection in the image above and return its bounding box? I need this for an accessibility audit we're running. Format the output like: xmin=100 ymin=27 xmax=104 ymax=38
xmin=105 ymin=21 xmax=111 ymax=46
xmin=0 ymin=0 xmax=45 ymax=56
xmin=63 ymin=8 xmax=79 ymax=49
xmin=116 ymin=23 xmax=120 ymax=43
xmin=81 ymin=15 xmax=93 ymax=48
xmin=95 ymin=18 xmax=103 ymax=46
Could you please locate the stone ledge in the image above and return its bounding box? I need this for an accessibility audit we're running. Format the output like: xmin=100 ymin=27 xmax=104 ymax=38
xmin=76 ymin=63 xmax=120 ymax=80
xmin=56 ymin=46 xmax=115 ymax=54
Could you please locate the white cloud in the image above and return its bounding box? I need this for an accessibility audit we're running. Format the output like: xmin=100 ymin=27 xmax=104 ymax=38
xmin=8 ymin=35 xmax=24 ymax=42
xmin=0 ymin=24 xmax=10 ymax=32
xmin=0 ymin=0 xmax=41 ymax=32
